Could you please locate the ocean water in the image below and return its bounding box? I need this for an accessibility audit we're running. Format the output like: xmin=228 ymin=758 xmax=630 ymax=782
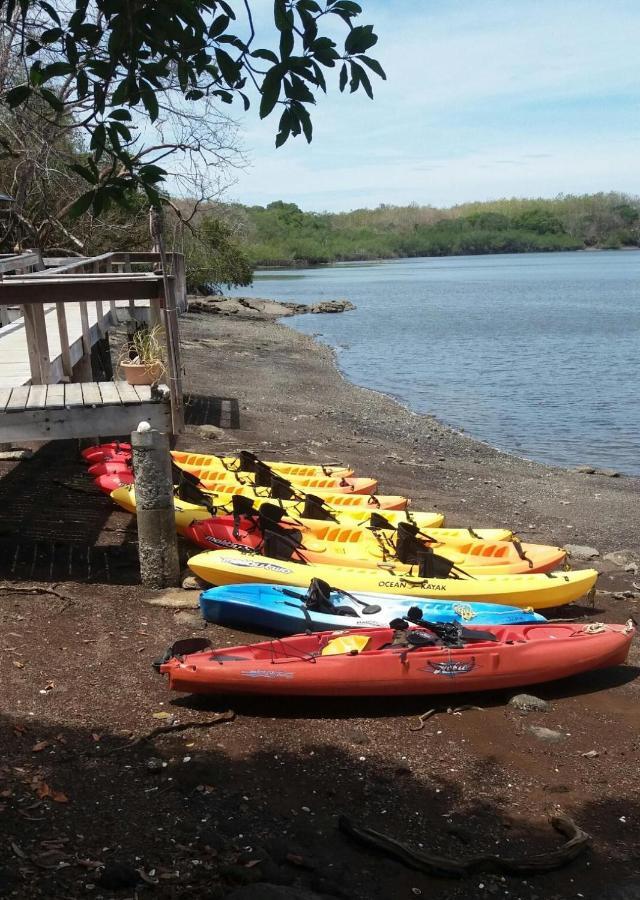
xmin=232 ymin=251 xmax=640 ymax=475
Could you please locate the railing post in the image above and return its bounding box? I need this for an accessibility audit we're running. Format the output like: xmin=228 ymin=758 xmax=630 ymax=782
xmin=55 ymin=303 xmax=73 ymax=378
xmin=22 ymin=304 xmax=51 ymax=383
xmin=173 ymin=253 xmax=188 ymax=313
xmin=130 ymin=425 xmax=180 ymax=588
xmin=162 ymin=275 xmax=185 ymax=434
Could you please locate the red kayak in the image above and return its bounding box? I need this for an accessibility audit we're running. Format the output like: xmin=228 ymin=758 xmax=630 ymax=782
xmin=82 ymin=442 xmax=132 ymax=464
xmin=157 ymin=621 xmax=634 ymax=697
xmin=94 ymin=472 xmax=134 ymax=494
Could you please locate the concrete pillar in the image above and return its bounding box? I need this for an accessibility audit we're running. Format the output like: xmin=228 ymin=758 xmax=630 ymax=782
xmin=131 ymin=425 xmax=180 ymax=588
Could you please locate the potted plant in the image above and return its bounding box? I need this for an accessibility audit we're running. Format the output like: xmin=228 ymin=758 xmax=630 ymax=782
xmin=119 ymin=325 xmax=166 ymax=386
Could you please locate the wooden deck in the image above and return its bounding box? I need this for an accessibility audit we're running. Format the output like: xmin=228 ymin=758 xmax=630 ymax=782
xmin=0 ymin=298 xmax=150 ymax=388
xmin=0 ymin=251 xmax=185 ymax=442
xmin=0 ymin=381 xmax=171 ymax=442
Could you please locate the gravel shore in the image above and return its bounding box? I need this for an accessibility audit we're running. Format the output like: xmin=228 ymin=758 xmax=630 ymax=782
xmin=0 ymin=305 xmax=638 ymax=899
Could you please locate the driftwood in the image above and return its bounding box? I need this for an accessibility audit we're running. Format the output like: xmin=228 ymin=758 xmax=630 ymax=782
xmin=338 ymin=811 xmax=590 ymax=878
xmin=82 ymin=710 xmax=236 ymax=758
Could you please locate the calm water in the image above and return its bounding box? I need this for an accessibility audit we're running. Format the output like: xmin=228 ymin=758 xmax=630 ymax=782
xmin=232 ymin=252 xmax=640 ymax=475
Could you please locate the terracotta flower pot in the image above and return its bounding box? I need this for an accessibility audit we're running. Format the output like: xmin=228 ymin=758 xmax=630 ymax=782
xmin=121 ymin=360 xmax=164 ymax=386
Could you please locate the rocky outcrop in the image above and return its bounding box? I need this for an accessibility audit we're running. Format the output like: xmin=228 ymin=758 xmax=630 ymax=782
xmin=187 ymin=295 xmax=354 ymax=319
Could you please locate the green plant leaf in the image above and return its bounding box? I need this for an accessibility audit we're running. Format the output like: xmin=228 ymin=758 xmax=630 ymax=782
xmin=5 ymin=84 xmax=31 ymax=107
xmin=357 ymin=54 xmax=386 ymax=79
xmin=68 ymin=190 xmax=96 ymax=218
xmin=259 ymin=66 xmax=283 ymax=118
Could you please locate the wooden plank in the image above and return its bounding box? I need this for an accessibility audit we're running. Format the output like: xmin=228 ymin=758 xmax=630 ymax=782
xmin=0 ymin=252 xmax=42 ymax=275
xmin=97 ymin=381 xmax=122 ymax=405
xmin=44 ymin=384 xmax=65 ymax=408
xmin=0 ymin=399 xmax=171 ymax=443
xmin=0 ymin=276 xmax=164 ymax=304
xmin=81 ymin=382 xmax=103 ymax=406
xmin=6 ymin=385 xmax=30 ymax=410
xmin=115 ymin=380 xmax=142 ymax=404
xmin=22 ymin=304 xmax=50 ymax=383
xmin=64 ymin=382 xmax=84 ymax=407
xmin=55 ymin=303 xmax=73 ymax=378
xmin=0 ymin=388 xmax=12 ymax=412
xmin=132 ymin=384 xmax=152 ymax=402
xmin=25 ymin=384 xmax=47 ymax=410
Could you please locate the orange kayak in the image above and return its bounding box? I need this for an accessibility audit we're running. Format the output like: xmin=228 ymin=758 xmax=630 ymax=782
xmin=157 ymin=621 xmax=635 ymax=697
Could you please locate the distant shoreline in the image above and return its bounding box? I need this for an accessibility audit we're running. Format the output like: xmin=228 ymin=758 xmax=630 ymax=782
xmin=253 ymin=245 xmax=640 ymax=271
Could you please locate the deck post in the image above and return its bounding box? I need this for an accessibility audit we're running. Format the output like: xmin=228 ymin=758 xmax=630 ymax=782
xmin=130 ymin=425 xmax=180 ymax=588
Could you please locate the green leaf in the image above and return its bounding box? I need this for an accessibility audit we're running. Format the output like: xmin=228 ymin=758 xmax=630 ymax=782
xmin=140 ymin=84 xmax=159 ymax=121
xmin=5 ymin=85 xmax=31 ymax=108
xmin=41 ymin=62 xmax=74 ymax=82
xmin=274 ymin=0 xmax=289 ymax=31
xmin=39 ymin=87 xmax=64 ymax=111
xmin=76 ymin=69 xmax=88 ymax=99
xmin=344 ymin=24 xmax=378 ymax=54
xmin=108 ymin=108 xmax=132 ymax=121
xmin=284 ymin=74 xmax=315 ymax=103
xmin=339 ymin=62 xmax=347 ymax=92
xmin=40 ymin=27 xmax=63 ymax=43
xmin=209 ymin=14 xmax=230 ymax=37
xmin=280 ymin=27 xmax=294 ymax=60
xmin=296 ymin=103 xmax=313 ymax=142
xmin=39 ymin=1 xmax=61 ymax=25
xmin=252 ymin=48 xmax=280 ymax=64
xmin=215 ymin=48 xmax=240 ymax=86
xmin=68 ymin=190 xmax=96 ymax=219
xmin=259 ymin=66 xmax=283 ymax=118
xmin=275 ymin=108 xmax=293 ymax=147
xmin=68 ymin=163 xmax=98 ymax=183
xmin=89 ymin=123 xmax=106 ymax=155
xmin=358 ymin=54 xmax=386 ymax=80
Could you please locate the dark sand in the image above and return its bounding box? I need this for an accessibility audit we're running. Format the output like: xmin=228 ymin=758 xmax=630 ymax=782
xmin=0 ymin=305 xmax=638 ymax=899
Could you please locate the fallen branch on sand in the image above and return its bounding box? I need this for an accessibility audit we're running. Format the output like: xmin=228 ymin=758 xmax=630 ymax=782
xmin=410 ymin=705 xmax=483 ymax=731
xmin=72 ymin=710 xmax=236 ymax=759
xmin=0 ymin=582 xmax=76 ymax=603
xmin=338 ymin=810 xmax=590 ymax=877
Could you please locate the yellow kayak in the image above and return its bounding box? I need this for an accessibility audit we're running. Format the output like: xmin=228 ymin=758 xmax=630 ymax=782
xmin=187 ymin=549 xmax=597 ymax=610
xmin=110 ymin=485 xmax=517 ymax=545
xmin=179 ymin=466 xmax=379 ymax=495
xmin=172 ymin=450 xmax=353 ymax=479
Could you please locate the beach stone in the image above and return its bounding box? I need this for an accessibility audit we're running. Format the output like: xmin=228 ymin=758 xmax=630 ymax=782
xmin=574 ymin=464 xmax=595 ymax=474
xmin=226 ymin=886 xmax=332 ymax=900
xmin=565 ymin=544 xmax=599 ymax=560
xmin=144 ymin=588 xmax=199 ymax=608
xmin=528 ymin=725 xmax=566 ymax=743
xmin=509 ymin=693 xmax=549 ymax=712
xmin=596 ymin=468 xmax=620 ymax=477
xmin=174 ymin=610 xmax=204 ymax=629
xmin=603 ymin=550 xmax=637 ymax=569
xmin=182 ymin=574 xmax=208 ymax=590
xmin=194 ymin=424 xmax=225 ymax=439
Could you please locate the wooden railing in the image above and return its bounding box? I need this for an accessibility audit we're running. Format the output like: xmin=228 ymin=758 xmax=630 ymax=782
xmin=0 ymin=251 xmax=186 ymax=434
xmin=0 ymin=251 xmax=45 ymax=326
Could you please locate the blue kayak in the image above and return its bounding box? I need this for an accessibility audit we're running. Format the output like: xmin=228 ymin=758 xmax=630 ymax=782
xmin=199 ymin=581 xmax=546 ymax=635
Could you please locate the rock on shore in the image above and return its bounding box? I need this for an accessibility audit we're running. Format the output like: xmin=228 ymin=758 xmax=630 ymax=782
xmin=187 ymin=295 xmax=355 ymax=318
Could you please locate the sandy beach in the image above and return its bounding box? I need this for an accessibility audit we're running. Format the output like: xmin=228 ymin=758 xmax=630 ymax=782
xmin=0 ymin=302 xmax=639 ymax=899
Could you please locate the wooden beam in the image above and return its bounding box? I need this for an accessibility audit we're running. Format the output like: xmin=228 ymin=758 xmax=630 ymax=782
xmin=0 ymin=252 xmax=42 ymax=275
xmin=0 ymin=400 xmax=171 ymax=443
xmin=0 ymin=276 xmax=165 ymax=305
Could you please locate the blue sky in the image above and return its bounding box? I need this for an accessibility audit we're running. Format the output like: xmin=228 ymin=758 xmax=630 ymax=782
xmin=226 ymin=0 xmax=640 ymax=212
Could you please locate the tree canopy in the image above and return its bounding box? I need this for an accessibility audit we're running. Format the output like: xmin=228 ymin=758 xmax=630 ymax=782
xmin=1 ymin=0 xmax=385 ymax=213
